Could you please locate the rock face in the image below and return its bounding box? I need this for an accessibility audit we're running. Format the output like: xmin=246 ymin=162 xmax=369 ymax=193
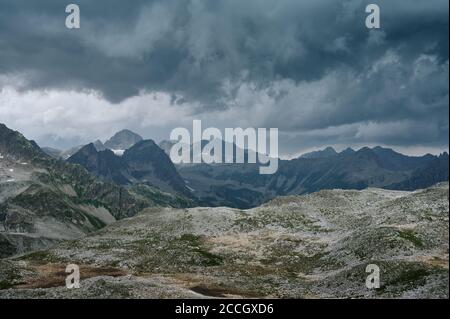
xmin=68 ymin=144 xmax=130 ymax=185
xmin=104 ymin=129 xmax=143 ymax=151
xmin=0 ymin=183 xmax=447 ymax=298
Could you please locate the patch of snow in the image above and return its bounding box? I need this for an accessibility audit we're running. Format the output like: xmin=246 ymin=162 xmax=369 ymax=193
xmin=112 ymin=149 xmax=125 ymax=156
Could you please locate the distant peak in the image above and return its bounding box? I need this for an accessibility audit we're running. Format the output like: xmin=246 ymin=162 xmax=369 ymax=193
xmin=372 ymin=146 xmax=395 ymax=152
xmin=104 ymin=129 xmax=143 ymax=151
xmin=115 ymin=129 xmax=140 ymax=135
xmin=340 ymin=147 xmax=355 ymax=154
xmin=93 ymin=139 xmax=106 ymax=151
xmin=79 ymin=143 xmax=98 ymax=154
xmin=108 ymin=129 xmax=143 ymax=140
xmin=300 ymin=146 xmax=337 ymax=159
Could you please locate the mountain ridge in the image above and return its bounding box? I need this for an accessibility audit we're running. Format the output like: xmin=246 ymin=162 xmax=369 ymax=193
xmin=178 ymin=145 xmax=449 ymax=208
xmin=3 ymin=124 xmax=448 ymax=211
xmin=68 ymin=139 xmax=193 ymax=197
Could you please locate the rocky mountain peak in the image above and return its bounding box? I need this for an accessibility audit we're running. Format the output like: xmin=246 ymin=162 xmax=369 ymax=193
xmin=0 ymin=123 xmax=48 ymax=161
xmin=104 ymin=129 xmax=143 ymax=150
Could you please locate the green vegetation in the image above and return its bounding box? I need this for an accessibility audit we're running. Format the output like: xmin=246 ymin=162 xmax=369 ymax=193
xmin=179 ymin=234 xmax=224 ymax=266
xmin=0 ymin=260 xmax=23 ymax=290
xmin=398 ymin=230 xmax=424 ymax=248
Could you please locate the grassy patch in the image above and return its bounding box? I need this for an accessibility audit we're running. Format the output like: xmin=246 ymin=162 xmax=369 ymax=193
xmin=398 ymin=230 xmax=424 ymax=248
xmin=0 ymin=260 xmax=23 ymax=290
xmin=389 ymin=268 xmax=429 ymax=286
xmin=178 ymin=234 xmax=224 ymax=266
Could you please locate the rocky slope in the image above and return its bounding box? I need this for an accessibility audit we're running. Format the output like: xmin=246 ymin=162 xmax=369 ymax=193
xmin=0 ymin=124 xmax=192 ymax=258
xmin=0 ymin=183 xmax=447 ymax=298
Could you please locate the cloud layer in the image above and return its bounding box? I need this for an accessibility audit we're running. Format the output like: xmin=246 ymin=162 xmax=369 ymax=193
xmin=0 ymin=0 xmax=448 ymax=154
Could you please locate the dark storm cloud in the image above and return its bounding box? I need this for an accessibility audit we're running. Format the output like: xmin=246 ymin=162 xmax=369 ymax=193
xmin=0 ymin=0 xmax=448 ymax=150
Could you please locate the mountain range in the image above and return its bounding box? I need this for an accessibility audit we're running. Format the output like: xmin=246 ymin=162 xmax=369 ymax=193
xmin=41 ymin=129 xmax=450 ymax=209
xmin=178 ymin=145 xmax=449 ymax=208
xmin=6 ymin=124 xmax=450 ymax=211
xmin=42 ymin=129 xmax=143 ymax=159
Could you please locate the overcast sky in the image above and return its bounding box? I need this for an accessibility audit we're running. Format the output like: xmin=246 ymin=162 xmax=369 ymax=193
xmin=0 ymin=0 xmax=448 ymax=156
